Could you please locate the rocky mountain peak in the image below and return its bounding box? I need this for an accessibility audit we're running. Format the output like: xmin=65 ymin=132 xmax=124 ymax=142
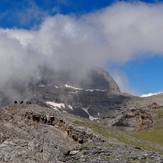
xmin=38 ymin=66 xmax=120 ymax=92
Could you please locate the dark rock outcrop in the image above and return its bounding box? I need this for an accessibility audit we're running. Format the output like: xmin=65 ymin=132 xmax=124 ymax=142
xmin=100 ymin=107 xmax=154 ymax=132
xmin=135 ymin=109 xmax=153 ymax=132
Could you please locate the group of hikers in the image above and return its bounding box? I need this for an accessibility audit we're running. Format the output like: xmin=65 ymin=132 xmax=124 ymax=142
xmin=14 ymin=101 xmax=31 ymax=104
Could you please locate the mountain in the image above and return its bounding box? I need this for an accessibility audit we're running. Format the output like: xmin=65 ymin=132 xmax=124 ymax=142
xmin=0 ymin=66 xmax=163 ymax=162
xmin=0 ymin=66 xmax=123 ymax=117
xmin=0 ymin=66 xmax=161 ymax=122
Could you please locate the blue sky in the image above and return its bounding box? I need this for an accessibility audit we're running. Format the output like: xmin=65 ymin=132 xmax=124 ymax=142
xmin=0 ymin=0 xmax=163 ymax=96
xmin=0 ymin=0 xmax=161 ymax=29
xmin=108 ymin=55 xmax=163 ymax=95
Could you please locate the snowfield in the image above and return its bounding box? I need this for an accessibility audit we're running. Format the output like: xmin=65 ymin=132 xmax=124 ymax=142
xmin=82 ymin=107 xmax=98 ymax=121
xmin=65 ymin=84 xmax=107 ymax=92
xmin=46 ymin=101 xmax=74 ymax=111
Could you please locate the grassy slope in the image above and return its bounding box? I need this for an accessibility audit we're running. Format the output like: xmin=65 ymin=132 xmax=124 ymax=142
xmin=73 ymin=108 xmax=163 ymax=153
xmin=132 ymin=108 xmax=163 ymax=146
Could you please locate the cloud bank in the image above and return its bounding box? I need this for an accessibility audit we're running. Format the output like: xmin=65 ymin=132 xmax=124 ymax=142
xmin=1 ymin=1 xmax=163 ymax=97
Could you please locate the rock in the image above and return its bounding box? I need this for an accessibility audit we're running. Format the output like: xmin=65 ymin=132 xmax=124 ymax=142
xmin=0 ymin=105 xmax=75 ymax=162
xmin=69 ymin=150 xmax=79 ymax=155
xmin=107 ymin=107 xmax=154 ymax=132
xmin=0 ymin=104 xmax=109 ymax=162
xmin=135 ymin=109 xmax=153 ymax=131
xmin=61 ymin=142 xmax=163 ymax=163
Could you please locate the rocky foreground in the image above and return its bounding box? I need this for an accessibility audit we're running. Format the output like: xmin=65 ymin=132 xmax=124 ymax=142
xmin=62 ymin=142 xmax=163 ymax=163
xmin=0 ymin=103 xmax=163 ymax=163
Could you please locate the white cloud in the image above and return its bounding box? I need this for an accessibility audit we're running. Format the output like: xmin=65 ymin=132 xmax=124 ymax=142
xmin=85 ymin=2 xmax=163 ymax=62
xmin=140 ymin=91 xmax=163 ymax=97
xmin=1 ymin=2 xmax=163 ymax=97
xmin=111 ymin=71 xmax=138 ymax=95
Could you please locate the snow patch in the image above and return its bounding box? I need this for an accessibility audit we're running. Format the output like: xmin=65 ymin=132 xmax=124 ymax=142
xmin=68 ymin=91 xmax=78 ymax=94
xmin=68 ymin=105 xmax=73 ymax=110
xmin=85 ymin=89 xmax=94 ymax=92
xmin=82 ymin=107 xmax=98 ymax=121
xmin=54 ymin=86 xmax=59 ymax=89
xmin=46 ymin=101 xmax=65 ymax=111
xmin=95 ymin=89 xmax=107 ymax=92
xmin=46 ymin=101 xmax=74 ymax=111
xmin=65 ymin=84 xmax=108 ymax=93
xmin=39 ymin=85 xmax=45 ymax=87
xmin=65 ymin=84 xmax=107 ymax=92
xmin=85 ymin=89 xmax=107 ymax=92
xmin=65 ymin=84 xmax=83 ymax=90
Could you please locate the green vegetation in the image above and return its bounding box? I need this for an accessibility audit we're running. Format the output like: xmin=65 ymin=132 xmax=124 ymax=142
xmin=153 ymin=108 xmax=163 ymax=126
xmin=132 ymin=128 xmax=163 ymax=146
xmin=72 ymin=161 xmax=77 ymax=163
xmin=157 ymin=108 xmax=163 ymax=119
xmin=79 ymin=146 xmax=89 ymax=151
xmin=73 ymin=120 xmax=111 ymax=137
xmin=73 ymin=116 xmax=163 ymax=153
xmin=131 ymin=108 xmax=163 ymax=147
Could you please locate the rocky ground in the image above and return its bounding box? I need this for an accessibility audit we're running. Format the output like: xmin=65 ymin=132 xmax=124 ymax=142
xmin=0 ymin=103 xmax=163 ymax=162
xmin=61 ymin=142 xmax=163 ymax=163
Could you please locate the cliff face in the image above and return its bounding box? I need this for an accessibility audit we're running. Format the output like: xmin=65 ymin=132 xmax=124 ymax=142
xmin=27 ymin=66 xmax=129 ymax=119
xmin=38 ymin=66 xmax=120 ymax=92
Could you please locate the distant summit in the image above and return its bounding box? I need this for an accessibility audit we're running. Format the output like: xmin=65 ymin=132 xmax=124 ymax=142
xmin=38 ymin=66 xmax=120 ymax=93
xmin=0 ymin=66 xmax=124 ymax=118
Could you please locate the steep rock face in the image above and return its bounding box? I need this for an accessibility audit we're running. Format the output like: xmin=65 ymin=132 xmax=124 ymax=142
xmin=38 ymin=66 xmax=120 ymax=92
xmin=82 ymin=67 xmax=120 ymax=92
xmin=28 ymin=66 xmax=131 ymax=119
